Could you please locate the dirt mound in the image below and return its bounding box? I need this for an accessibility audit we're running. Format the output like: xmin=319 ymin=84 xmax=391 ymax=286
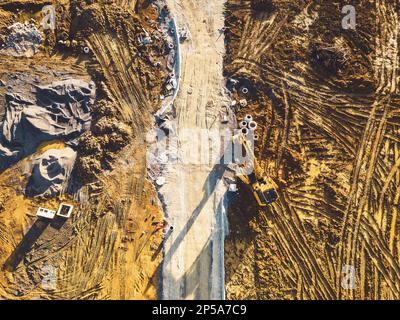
xmin=224 ymin=0 xmax=400 ymax=300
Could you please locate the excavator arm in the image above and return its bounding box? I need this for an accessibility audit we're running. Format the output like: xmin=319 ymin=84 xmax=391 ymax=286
xmin=234 ymin=133 xmax=278 ymax=206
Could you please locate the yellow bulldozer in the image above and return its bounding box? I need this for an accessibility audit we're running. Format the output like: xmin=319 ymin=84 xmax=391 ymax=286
xmin=233 ymin=132 xmax=278 ymax=206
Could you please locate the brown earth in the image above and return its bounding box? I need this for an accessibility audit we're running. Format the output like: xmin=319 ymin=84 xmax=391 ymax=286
xmin=224 ymin=0 xmax=400 ymax=299
xmin=0 ymin=0 xmax=168 ymax=299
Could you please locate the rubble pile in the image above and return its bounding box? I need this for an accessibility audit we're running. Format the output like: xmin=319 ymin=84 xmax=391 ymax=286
xmin=1 ymin=22 xmax=42 ymax=57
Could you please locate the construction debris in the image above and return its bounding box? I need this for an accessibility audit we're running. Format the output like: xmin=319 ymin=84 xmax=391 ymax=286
xmin=179 ymin=27 xmax=189 ymax=42
xmin=156 ymin=176 xmax=166 ymax=186
xmin=239 ymin=99 xmax=247 ymax=107
xmin=228 ymin=184 xmax=237 ymax=192
xmin=36 ymin=207 xmax=56 ymax=219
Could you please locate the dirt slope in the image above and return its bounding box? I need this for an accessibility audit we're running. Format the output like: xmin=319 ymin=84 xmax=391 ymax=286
xmin=0 ymin=0 xmax=167 ymax=300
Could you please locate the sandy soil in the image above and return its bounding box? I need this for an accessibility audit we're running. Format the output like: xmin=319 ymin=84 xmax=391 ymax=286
xmin=159 ymin=0 xmax=229 ymax=300
xmin=1 ymin=0 xmax=399 ymax=301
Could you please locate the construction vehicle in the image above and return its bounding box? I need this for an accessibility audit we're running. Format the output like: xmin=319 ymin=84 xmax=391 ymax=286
xmin=233 ymin=125 xmax=278 ymax=206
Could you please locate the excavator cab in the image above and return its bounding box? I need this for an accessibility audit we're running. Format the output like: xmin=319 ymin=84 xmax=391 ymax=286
xmin=234 ymin=130 xmax=279 ymax=206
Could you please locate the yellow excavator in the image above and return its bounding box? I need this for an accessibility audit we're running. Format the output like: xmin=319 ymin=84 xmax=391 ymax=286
xmin=233 ymin=133 xmax=278 ymax=206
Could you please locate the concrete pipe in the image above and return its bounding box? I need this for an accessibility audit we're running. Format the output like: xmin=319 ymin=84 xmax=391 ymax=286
xmin=248 ymin=121 xmax=257 ymax=131
xmin=254 ymin=134 xmax=259 ymax=141
xmin=241 ymin=87 xmax=249 ymax=94
xmin=239 ymin=120 xmax=248 ymax=128
xmin=241 ymin=127 xmax=249 ymax=136
xmin=168 ymin=42 xmax=174 ymax=49
xmin=244 ymin=114 xmax=253 ymax=123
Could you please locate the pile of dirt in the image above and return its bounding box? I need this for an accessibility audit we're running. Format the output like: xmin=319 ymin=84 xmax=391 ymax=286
xmin=0 ymin=21 xmax=42 ymax=57
xmin=26 ymin=147 xmax=76 ymax=197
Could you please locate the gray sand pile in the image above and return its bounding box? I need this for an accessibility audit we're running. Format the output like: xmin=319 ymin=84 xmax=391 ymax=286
xmin=0 ymin=22 xmax=42 ymax=57
xmin=26 ymin=147 xmax=77 ymax=197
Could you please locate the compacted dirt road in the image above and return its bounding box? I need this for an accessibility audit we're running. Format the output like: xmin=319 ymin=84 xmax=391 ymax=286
xmin=160 ymin=0 xmax=229 ymax=300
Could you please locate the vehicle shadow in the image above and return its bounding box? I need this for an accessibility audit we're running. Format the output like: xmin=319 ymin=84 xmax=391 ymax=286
xmin=177 ymin=239 xmax=214 ymax=299
xmin=3 ymin=218 xmax=50 ymax=272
